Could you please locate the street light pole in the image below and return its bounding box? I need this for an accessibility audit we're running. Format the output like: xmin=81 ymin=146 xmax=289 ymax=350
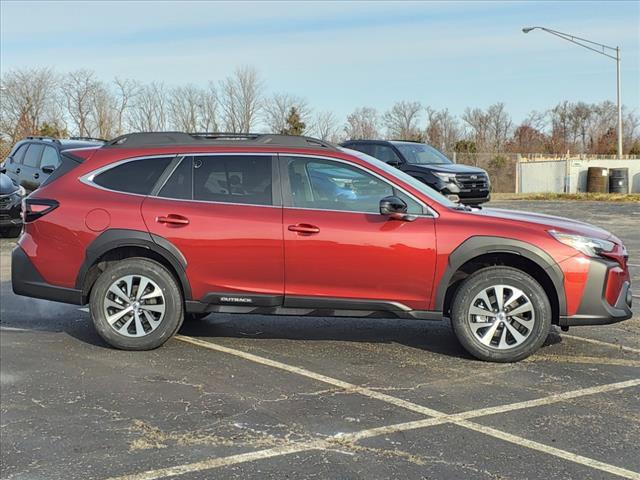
xmin=616 ymin=46 xmax=622 ymax=158
xmin=522 ymin=26 xmax=623 ymax=158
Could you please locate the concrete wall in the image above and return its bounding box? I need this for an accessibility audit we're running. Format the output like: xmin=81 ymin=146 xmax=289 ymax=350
xmin=519 ymin=159 xmax=640 ymax=193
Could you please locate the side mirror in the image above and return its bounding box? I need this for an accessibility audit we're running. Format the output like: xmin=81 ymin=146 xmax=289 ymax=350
xmin=41 ymin=165 xmax=55 ymax=174
xmin=0 ymin=165 xmax=6 ymax=174
xmin=387 ymin=160 xmax=402 ymax=168
xmin=380 ymin=195 xmax=411 ymax=221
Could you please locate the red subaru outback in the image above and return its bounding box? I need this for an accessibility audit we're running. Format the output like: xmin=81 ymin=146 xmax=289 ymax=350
xmin=12 ymin=132 xmax=633 ymax=362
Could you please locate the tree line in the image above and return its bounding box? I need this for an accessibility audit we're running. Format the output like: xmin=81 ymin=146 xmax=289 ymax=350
xmin=1 ymin=66 xmax=638 ymax=155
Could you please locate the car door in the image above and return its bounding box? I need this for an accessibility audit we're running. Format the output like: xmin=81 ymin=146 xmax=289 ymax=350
xmin=19 ymin=143 xmax=45 ymax=191
xmin=281 ymin=155 xmax=437 ymax=312
xmin=142 ymin=154 xmax=284 ymax=306
xmin=4 ymin=144 xmax=29 ymax=185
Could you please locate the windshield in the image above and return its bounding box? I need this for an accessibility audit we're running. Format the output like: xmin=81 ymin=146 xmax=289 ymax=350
xmin=392 ymin=143 xmax=452 ymax=165
xmin=340 ymin=148 xmax=457 ymax=209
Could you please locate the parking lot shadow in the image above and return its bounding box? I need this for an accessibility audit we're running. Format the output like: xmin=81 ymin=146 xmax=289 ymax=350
xmin=1 ymin=280 xmax=562 ymax=359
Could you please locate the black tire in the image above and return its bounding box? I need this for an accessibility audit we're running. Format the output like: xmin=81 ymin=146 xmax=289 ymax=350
xmin=0 ymin=226 xmax=22 ymax=238
xmin=450 ymin=266 xmax=552 ymax=362
xmin=89 ymin=257 xmax=184 ymax=350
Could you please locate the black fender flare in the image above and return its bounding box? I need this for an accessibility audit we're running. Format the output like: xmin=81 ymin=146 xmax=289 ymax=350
xmin=435 ymin=236 xmax=566 ymax=316
xmin=75 ymin=229 xmax=192 ymax=301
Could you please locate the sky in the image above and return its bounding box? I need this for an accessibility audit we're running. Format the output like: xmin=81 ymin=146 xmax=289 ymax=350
xmin=1 ymin=0 xmax=638 ymax=125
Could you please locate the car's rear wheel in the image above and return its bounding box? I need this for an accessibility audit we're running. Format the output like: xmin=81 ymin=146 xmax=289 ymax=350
xmin=450 ymin=266 xmax=551 ymax=362
xmin=89 ymin=258 xmax=184 ymax=350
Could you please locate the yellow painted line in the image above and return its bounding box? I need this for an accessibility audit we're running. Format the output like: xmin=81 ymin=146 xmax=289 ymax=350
xmin=562 ymin=333 xmax=640 ymax=355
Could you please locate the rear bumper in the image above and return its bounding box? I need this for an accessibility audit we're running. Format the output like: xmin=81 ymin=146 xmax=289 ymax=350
xmin=11 ymin=246 xmax=84 ymax=305
xmin=559 ymin=259 xmax=633 ymax=327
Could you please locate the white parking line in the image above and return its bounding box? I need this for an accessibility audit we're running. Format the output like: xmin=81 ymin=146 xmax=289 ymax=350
xmin=562 ymin=333 xmax=640 ymax=355
xmin=175 ymin=335 xmax=444 ymax=418
xmin=457 ymin=420 xmax=640 ymax=480
xmin=108 ymin=378 xmax=640 ymax=480
xmin=113 ymin=336 xmax=640 ymax=480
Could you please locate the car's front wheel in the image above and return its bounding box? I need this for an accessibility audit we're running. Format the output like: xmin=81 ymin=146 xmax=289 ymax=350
xmin=450 ymin=266 xmax=551 ymax=362
xmin=89 ymin=258 xmax=184 ymax=350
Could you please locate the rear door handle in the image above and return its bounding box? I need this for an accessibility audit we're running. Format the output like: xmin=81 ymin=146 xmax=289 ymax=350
xmin=156 ymin=214 xmax=190 ymax=226
xmin=288 ymin=223 xmax=320 ymax=235
xmin=16 ymin=168 xmax=20 ymax=174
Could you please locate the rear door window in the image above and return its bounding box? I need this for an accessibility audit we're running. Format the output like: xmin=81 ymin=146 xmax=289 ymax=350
xmin=193 ymin=155 xmax=273 ymax=206
xmin=370 ymin=144 xmax=402 ymax=164
xmin=23 ymin=144 xmax=44 ymax=168
xmin=158 ymin=157 xmax=193 ymax=200
xmin=93 ymin=157 xmax=173 ymax=195
xmin=40 ymin=146 xmax=60 ymax=170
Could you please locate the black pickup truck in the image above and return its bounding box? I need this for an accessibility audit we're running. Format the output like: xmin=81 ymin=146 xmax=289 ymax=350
xmin=341 ymin=140 xmax=490 ymax=205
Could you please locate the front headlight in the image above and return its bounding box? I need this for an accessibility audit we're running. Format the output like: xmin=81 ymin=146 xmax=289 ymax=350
xmin=434 ymin=172 xmax=456 ymax=183
xmin=17 ymin=186 xmax=26 ymax=197
xmin=549 ymin=230 xmax=615 ymax=258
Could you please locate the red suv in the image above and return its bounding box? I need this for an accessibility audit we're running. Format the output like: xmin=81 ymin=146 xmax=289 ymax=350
xmin=12 ymin=132 xmax=633 ymax=362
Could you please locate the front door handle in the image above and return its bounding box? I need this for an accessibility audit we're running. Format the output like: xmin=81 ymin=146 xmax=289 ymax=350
xmin=156 ymin=214 xmax=190 ymax=226
xmin=16 ymin=168 xmax=20 ymax=174
xmin=288 ymin=223 xmax=320 ymax=235
xmin=33 ymin=172 xmax=39 ymax=179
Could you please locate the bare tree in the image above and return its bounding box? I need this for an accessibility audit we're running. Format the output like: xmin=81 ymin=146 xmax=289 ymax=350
xmin=196 ymin=82 xmax=219 ymax=132
xmin=486 ymin=102 xmax=512 ymax=152
xmin=169 ymin=85 xmax=202 ymax=132
xmin=61 ymin=70 xmax=102 ymax=136
xmin=345 ymin=107 xmax=380 ymax=140
xmin=263 ymin=93 xmax=310 ymax=133
xmin=462 ymin=103 xmax=511 ymax=152
xmin=0 ymin=67 xmax=59 ymax=142
xmin=219 ymin=66 xmax=263 ymax=132
xmin=113 ymin=78 xmax=139 ymax=135
xmin=424 ymin=107 xmax=461 ymax=152
xmin=90 ymin=83 xmax=118 ymax=139
xmin=311 ymin=111 xmax=341 ymax=142
xmin=384 ymin=101 xmax=422 ymax=140
xmin=128 ymin=82 xmax=168 ymax=132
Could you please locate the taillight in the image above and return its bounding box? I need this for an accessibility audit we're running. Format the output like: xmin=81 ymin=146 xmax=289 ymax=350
xmin=22 ymin=198 xmax=59 ymax=223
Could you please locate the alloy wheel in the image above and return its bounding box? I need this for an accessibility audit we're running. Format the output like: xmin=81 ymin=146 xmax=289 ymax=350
xmin=103 ymin=274 xmax=166 ymax=337
xmin=467 ymin=284 xmax=535 ymax=350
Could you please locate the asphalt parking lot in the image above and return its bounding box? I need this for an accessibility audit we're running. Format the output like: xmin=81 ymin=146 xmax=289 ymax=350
xmin=1 ymin=200 xmax=639 ymax=480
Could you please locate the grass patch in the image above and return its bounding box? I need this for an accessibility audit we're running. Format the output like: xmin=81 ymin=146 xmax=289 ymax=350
xmin=492 ymin=192 xmax=640 ymax=202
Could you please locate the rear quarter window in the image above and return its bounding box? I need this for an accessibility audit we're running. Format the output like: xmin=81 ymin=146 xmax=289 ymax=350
xmin=92 ymin=157 xmax=173 ymax=195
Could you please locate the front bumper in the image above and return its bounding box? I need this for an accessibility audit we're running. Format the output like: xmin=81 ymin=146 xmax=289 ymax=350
xmin=0 ymin=194 xmax=23 ymax=227
xmin=559 ymin=258 xmax=633 ymax=327
xmin=12 ymin=246 xmax=84 ymax=305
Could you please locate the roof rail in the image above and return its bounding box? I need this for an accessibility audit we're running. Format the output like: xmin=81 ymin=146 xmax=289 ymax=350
xmin=24 ymin=136 xmax=61 ymax=144
xmin=69 ymin=136 xmax=107 ymax=143
xmin=104 ymin=132 xmax=338 ymax=150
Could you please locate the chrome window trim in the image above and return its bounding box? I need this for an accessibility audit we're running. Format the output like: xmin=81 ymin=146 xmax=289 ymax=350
xmin=79 ymin=151 xmax=438 ymax=217
xmin=79 ymin=154 xmax=177 ymax=198
xmin=279 ymin=153 xmax=439 ymax=218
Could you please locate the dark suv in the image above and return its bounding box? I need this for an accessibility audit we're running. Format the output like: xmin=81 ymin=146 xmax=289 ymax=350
xmin=11 ymin=132 xmax=632 ymax=362
xmin=341 ymin=140 xmax=490 ymax=205
xmin=2 ymin=136 xmax=104 ymax=192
